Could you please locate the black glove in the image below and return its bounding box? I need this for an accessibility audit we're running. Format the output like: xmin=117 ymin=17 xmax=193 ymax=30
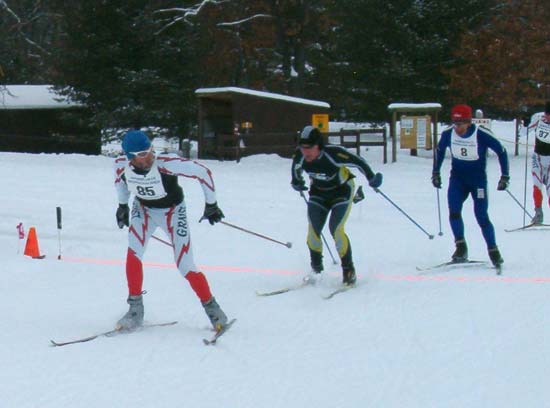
xmin=431 ymin=171 xmax=442 ymax=189
xmin=201 ymin=202 xmax=224 ymax=225
xmin=353 ymin=186 xmax=365 ymax=203
xmin=497 ymin=175 xmax=510 ymax=191
xmin=368 ymin=172 xmax=383 ymax=189
xmin=291 ymin=181 xmax=308 ymax=191
xmin=116 ymin=204 xmax=129 ymax=229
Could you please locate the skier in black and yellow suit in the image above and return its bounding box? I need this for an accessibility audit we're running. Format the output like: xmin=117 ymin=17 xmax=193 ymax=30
xmin=291 ymin=126 xmax=383 ymax=285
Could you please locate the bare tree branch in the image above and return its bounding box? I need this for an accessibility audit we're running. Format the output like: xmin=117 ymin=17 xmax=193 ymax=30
xmin=154 ymin=0 xmax=230 ymax=34
xmin=216 ymin=14 xmax=272 ymax=27
xmin=0 ymin=0 xmax=51 ymax=55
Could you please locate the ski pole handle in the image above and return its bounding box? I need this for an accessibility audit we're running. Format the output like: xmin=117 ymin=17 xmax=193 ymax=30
xmin=56 ymin=207 xmax=62 ymax=260
xmin=56 ymin=207 xmax=62 ymax=230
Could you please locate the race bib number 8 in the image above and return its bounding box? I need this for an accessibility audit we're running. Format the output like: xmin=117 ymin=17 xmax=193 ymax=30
xmin=451 ymin=132 xmax=479 ymax=161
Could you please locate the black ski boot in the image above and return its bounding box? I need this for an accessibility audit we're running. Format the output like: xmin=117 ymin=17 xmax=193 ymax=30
xmin=310 ymin=250 xmax=324 ymax=273
xmin=304 ymin=250 xmax=323 ymax=284
xmin=451 ymin=239 xmax=468 ymax=263
xmin=488 ymin=246 xmax=504 ymax=267
xmin=342 ymin=265 xmax=356 ymax=285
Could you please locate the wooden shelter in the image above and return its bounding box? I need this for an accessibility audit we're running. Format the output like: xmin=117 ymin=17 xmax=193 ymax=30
xmin=195 ymin=87 xmax=330 ymax=159
xmin=0 ymin=85 xmax=99 ymax=154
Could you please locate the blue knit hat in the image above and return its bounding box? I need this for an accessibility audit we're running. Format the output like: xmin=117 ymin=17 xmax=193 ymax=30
xmin=122 ymin=130 xmax=151 ymax=159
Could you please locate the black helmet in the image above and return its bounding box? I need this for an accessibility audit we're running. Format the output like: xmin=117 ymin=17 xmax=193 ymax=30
xmin=299 ymin=125 xmax=323 ymax=147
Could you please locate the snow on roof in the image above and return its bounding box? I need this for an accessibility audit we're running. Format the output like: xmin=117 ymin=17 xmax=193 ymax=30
xmin=195 ymin=86 xmax=330 ymax=108
xmin=388 ymin=103 xmax=442 ymax=110
xmin=0 ymin=85 xmax=82 ymax=110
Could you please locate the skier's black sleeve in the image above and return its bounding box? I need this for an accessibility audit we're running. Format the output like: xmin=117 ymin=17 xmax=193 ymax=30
xmin=325 ymin=146 xmax=376 ymax=181
xmin=291 ymin=148 xmax=306 ymax=186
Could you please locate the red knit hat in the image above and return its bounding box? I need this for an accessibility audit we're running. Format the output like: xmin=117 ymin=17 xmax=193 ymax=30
xmin=451 ymin=104 xmax=473 ymax=122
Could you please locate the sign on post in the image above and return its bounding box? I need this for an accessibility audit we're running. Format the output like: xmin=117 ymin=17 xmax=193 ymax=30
xmin=472 ymin=118 xmax=491 ymax=129
xmin=312 ymin=114 xmax=329 ymax=133
xmin=400 ymin=115 xmax=432 ymax=149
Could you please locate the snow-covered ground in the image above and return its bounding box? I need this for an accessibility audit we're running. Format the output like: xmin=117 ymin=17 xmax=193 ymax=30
xmin=2 ymin=120 xmax=549 ymax=408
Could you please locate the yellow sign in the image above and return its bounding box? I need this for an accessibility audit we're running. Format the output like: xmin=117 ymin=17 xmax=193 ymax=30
xmin=241 ymin=121 xmax=253 ymax=129
xmin=312 ymin=114 xmax=329 ymax=133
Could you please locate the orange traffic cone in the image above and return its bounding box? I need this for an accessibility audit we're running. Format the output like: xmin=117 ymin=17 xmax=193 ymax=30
xmin=24 ymin=227 xmax=45 ymax=259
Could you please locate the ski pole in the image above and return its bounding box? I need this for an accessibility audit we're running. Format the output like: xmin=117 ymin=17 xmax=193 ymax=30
xmin=299 ymin=192 xmax=338 ymax=264
xmin=220 ymin=220 xmax=292 ymax=248
xmin=506 ymin=189 xmax=533 ymax=220
xmin=152 ymin=234 xmax=173 ymax=248
xmin=56 ymin=207 xmax=62 ymax=260
xmin=436 ymin=188 xmax=443 ymax=236
xmin=375 ymin=188 xmax=435 ymax=239
xmin=522 ymin=126 xmax=529 ymax=226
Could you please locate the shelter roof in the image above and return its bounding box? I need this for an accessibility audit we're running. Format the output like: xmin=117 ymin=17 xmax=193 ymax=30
xmin=195 ymin=86 xmax=330 ymax=108
xmin=0 ymin=85 xmax=81 ymax=110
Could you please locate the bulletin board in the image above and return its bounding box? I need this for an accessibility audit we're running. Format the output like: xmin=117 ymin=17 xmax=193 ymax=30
xmin=400 ymin=115 xmax=432 ymax=149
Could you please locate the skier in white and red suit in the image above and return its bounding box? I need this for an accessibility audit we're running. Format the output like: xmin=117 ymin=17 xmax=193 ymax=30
xmin=529 ymin=101 xmax=550 ymax=225
xmin=113 ymin=130 xmax=229 ymax=332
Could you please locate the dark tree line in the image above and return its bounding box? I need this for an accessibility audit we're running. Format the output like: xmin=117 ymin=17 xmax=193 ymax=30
xmin=1 ymin=0 xmax=549 ymax=135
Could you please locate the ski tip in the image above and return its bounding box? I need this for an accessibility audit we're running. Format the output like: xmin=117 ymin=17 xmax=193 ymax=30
xmin=202 ymin=318 xmax=237 ymax=346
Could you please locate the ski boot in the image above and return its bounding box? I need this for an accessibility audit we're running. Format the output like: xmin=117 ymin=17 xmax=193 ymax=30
xmin=116 ymin=294 xmax=144 ymax=330
xmin=304 ymin=251 xmax=323 ymax=284
xmin=531 ymin=207 xmax=543 ymax=225
xmin=488 ymin=246 xmax=504 ymax=267
xmin=202 ymin=297 xmax=228 ymax=331
xmin=451 ymin=239 xmax=468 ymax=263
xmin=342 ymin=265 xmax=357 ymax=286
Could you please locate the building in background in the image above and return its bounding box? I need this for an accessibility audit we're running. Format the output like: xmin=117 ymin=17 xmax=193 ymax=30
xmin=0 ymin=85 xmax=99 ymax=154
xmin=195 ymin=87 xmax=330 ymax=160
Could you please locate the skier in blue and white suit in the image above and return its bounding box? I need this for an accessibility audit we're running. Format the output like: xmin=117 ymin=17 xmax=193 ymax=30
xmin=431 ymin=104 xmax=509 ymax=267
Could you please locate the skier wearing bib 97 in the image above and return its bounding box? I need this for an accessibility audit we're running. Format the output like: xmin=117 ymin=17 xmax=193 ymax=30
xmin=529 ymin=101 xmax=550 ymax=225
xmin=431 ymin=104 xmax=509 ymax=268
xmin=113 ymin=130 xmax=229 ymax=332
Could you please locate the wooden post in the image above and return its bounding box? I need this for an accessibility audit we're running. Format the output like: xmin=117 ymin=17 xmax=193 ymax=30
xmin=514 ymin=118 xmax=520 ymax=156
xmin=383 ymin=127 xmax=388 ymax=164
xmin=391 ymin=111 xmax=397 ymax=162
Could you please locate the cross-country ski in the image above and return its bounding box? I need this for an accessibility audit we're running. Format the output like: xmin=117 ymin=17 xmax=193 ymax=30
xmin=202 ymin=319 xmax=237 ymax=345
xmin=505 ymin=223 xmax=550 ymax=232
xmin=50 ymin=321 xmax=178 ymax=347
xmin=255 ymin=281 xmax=311 ymax=297
xmin=416 ymin=260 xmax=487 ymax=272
xmin=323 ymin=284 xmax=356 ymax=300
